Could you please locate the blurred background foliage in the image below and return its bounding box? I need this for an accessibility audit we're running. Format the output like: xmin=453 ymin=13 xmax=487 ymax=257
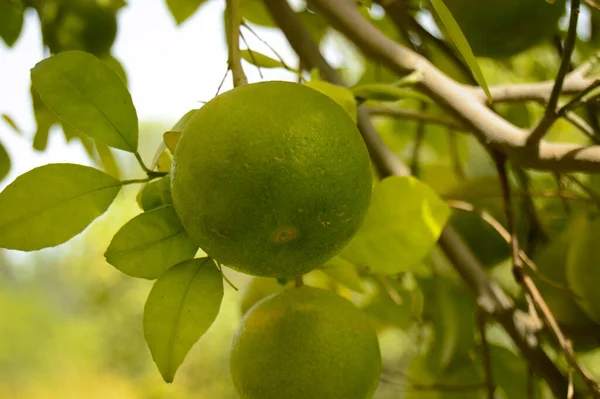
xmin=3 ymin=0 xmax=600 ymax=398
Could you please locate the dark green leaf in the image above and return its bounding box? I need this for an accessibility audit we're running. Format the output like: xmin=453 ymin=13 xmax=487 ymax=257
xmin=0 ymin=163 xmax=121 ymax=251
xmin=428 ymin=0 xmax=491 ymax=102
xmin=566 ymin=215 xmax=600 ymax=323
xmin=425 ymin=279 xmax=476 ymax=371
xmin=165 ymin=0 xmax=209 ymax=24
xmin=240 ymin=0 xmax=276 ymax=27
xmin=0 ymin=0 xmax=24 ymax=47
xmin=144 ymin=258 xmax=224 ymax=382
xmin=31 ymin=51 xmax=139 ymax=152
xmin=341 ymin=176 xmax=451 ymax=274
xmin=105 ymin=205 xmax=198 ymax=279
xmin=0 ymin=141 xmax=10 ymax=182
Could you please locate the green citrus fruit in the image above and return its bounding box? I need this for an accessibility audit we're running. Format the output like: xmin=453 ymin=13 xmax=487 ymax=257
xmin=230 ymin=286 xmax=382 ymax=399
xmin=431 ymin=0 xmax=565 ymax=58
xmin=171 ymin=81 xmax=372 ymax=277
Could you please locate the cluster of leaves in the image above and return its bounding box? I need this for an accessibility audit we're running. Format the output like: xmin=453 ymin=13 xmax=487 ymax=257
xmin=0 ymin=49 xmax=451 ymax=386
xmin=3 ymin=0 xmax=600 ymax=397
xmin=0 ymin=0 xmax=125 ymax=183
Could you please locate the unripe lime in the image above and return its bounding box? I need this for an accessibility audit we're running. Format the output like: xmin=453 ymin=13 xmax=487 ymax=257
xmin=171 ymin=81 xmax=372 ymax=277
xmin=432 ymin=0 xmax=565 ymax=58
xmin=230 ymin=286 xmax=382 ymax=399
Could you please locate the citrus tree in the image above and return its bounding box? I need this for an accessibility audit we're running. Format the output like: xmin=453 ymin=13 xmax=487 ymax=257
xmin=2 ymin=0 xmax=600 ymax=397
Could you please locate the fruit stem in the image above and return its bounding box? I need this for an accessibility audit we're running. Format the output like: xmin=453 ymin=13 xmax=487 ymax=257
xmin=226 ymin=0 xmax=248 ymax=87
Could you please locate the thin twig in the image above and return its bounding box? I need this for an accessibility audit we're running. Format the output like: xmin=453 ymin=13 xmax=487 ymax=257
xmin=559 ymin=80 xmax=600 ymax=114
xmin=447 ymin=199 xmax=577 ymax=295
xmin=477 ymin=311 xmax=495 ymax=399
xmin=493 ymin=153 xmax=600 ymax=397
xmin=367 ymin=105 xmax=466 ymax=130
xmin=527 ymin=0 xmax=581 ymax=146
xmin=226 ymin=0 xmax=248 ymax=87
xmin=239 ymin=32 xmax=265 ymax=79
xmin=241 ymin=21 xmax=297 ymax=73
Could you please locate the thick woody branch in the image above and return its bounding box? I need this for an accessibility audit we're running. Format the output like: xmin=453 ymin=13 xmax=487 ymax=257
xmin=263 ymin=0 xmax=571 ymax=397
xmin=308 ymin=0 xmax=600 ymax=173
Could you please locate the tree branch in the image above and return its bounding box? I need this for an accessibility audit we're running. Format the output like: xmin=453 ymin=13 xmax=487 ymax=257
xmin=226 ymin=0 xmax=248 ymax=87
xmin=527 ymin=0 xmax=582 ymax=147
xmin=263 ymin=0 xmax=572 ymax=396
xmin=308 ymin=0 xmax=600 ymax=173
xmin=367 ymin=105 xmax=466 ymax=130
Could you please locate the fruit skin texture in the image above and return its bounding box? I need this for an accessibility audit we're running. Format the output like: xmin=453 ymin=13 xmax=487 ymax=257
xmin=230 ymin=286 xmax=382 ymax=399
xmin=171 ymin=81 xmax=372 ymax=277
xmin=433 ymin=0 xmax=565 ymax=58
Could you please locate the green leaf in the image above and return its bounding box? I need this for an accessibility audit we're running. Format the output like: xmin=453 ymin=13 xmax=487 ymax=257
xmin=240 ymin=49 xmax=292 ymax=71
xmin=137 ymin=175 xmax=173 ymax=211
xmin=352 ymin=84 xmax=433 ymax=103
xmin=320 ymin=256 xmax=365 ymax=293
xmin=240 ymin=0 xmax=276 ymax=27
xmin=0 ymin=142 xmax=10 ymax=182
xmin=566 ymin=216 xmax=600 ymax=324
xmin=424 ymin=278 xmax=476 ymax=371
xmin=31 ymin=86 xmax=57 ymax=152
xmin=0 ymin=164 xmax=121 ymax=251
xmin=341 ymin=176 xmax=451 ymax=274
xmin=163 ymin=131 xmax=182 ymax=154
xmin=144 ymin=257 xmax=224 ymax=382
xmin=31 ymin=51 xmax=139 ymax=152
xmin=304 ymin=80 xmax=358 ymax=123
xmin=95 ymin=142 xmax=121 ymax=179
xmin=428 ymin=0 xmax=492 ymax=102
xmin=0 ymin=0 xmax=24 ymax=47
xmin=105 ymin=205 xmax=198 ymax=279
xmin=165 ymin=0 xmax=209 ymax=24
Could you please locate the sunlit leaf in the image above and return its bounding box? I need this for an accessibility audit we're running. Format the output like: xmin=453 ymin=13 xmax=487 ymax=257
xmin=240 ymin=49 xmax=293 ymax=71
xmin=144 ymin=257 xmax=224 ymax=382
xmin=320 ymin=256 xmax=365 ymax=293
xmin=0 ymin=141 xmax=10 ymax=182
xmin=163 ymin=131 xmax=182 ymax=154
xmin=105 ymin=205 xmax=198 ymax=279
xmin=341 ymin=176 xmax=451 ymax=274
xmin=305 ymin=80 xmax=357 ymax=123
xmin=0 ymin=163 xmax=121 ymax=251
xmin=95 ymin=142 xmax=121 ymax=179
xmin=31 ymin=51 xmax=139 ymax=152
xmin=428 ymin=0 xmax=491 ymax=102
xmin=0 ymin=0 xmax=24 ymax=47
xmin=165 ymin=0 xmax=209 ymax=24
